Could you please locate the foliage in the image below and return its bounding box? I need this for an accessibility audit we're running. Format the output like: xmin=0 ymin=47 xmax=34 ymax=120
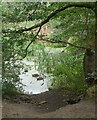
xmin=1 ymin=2 xmax=96 ymax=97
xmin=2 ymin=31 xmax=25 ymax=95
xmin=47 ymin=45 xmax=87 ymax=96
xmin=31 ymin=41 xmax=87 ymax=97
xmin=86 ymin=85 xmax=97 ymax=98
xmin=2 ymin=81 xmax=18 ymax=96
xmin=32 ymin=42 xmax=54 ymax=73
xmin=51 ymin=52 xmax=87 ymax=95
xmin=2 ymin=59 xmax=24 ymax=96
xmin=2 ymin=2 xmax=50 ymax=23
xmin=47 ymin=6 xmax=95 ymax=47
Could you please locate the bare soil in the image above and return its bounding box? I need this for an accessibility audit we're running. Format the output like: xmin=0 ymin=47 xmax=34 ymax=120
xmin=2 ymin=90 xmax=96 ymax=118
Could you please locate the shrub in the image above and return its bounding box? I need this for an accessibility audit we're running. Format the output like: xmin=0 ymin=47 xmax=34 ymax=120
xmin=2 ymin=81 xmax=18 ymax=96
xmin=50 ymin=48 xmax=87 ymax=97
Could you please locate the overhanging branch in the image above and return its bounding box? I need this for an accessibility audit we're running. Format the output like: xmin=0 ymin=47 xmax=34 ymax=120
xmin=3 ymin=3 xmax=95 ymax=60
xmin=38 ymin=38 xmax=87 ymax=49
xmin=3 ymin=3 xmax=94 ymax=33
xmin=22 ymin=26 xmax=42 ymax=59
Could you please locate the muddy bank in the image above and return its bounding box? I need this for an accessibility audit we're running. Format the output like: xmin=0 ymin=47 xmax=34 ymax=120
xmin=2 ymin=90 xmax=96 ymax=118
xmin=4 ymin=90 xmax=68 ymax=113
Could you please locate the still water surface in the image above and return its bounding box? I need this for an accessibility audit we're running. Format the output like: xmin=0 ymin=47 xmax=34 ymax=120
xmin=19 ymin=47 xmax=64 ymax=95
xmin=19 ymin=59 xmax=51 ymax=95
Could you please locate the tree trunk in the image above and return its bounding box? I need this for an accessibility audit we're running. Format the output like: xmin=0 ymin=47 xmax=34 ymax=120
xmin=84 ymin=2 xmax=97 ymax=86
xmin=95 ymin=2 xmax=97 ymax=82
xmin=83 ymin=48 xmax=95 ymax=86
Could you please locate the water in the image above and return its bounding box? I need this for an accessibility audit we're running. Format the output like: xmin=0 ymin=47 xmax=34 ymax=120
xmin=19 ymin=59 xmax=51 ymax=95
xmin=19 ymin=47 xmax=65 ymax=95
xmin=44 ymin=47 xmax=65 ymax=54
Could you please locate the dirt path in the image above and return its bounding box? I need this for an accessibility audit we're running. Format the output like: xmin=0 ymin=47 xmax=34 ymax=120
xmin=2 ymin=90 xmax=96 ymax=118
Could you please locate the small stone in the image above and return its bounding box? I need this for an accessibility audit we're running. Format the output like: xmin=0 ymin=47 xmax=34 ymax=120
xmin=37 ymin=77 xmax=43 ymax=80
xmin=41 ymin=83 xmax=44 ymax=86
xmin=38 ymin=100 xmax=47 ymax=105
xmin=32 ymin=74 xmax=39 ymax=77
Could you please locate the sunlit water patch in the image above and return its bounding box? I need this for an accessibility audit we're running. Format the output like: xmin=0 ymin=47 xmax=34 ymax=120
xmin=19 ymin=59 xmax=52 ymax=95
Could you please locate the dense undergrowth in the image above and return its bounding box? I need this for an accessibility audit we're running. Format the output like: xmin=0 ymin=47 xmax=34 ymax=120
xmin=2 ymin=60 xmax=24 ymax=96
xmin=33 ymin=42 xmax=96 ymax=100
xmin=26 ymin=42 xmax=88 ymax=99
xmin=2 ymin=38 xmax=96 ymax=100
xmin=2 ymin=39 xmax=96 ymax=100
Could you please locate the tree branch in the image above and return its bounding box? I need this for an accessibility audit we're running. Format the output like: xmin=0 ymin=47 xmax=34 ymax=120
xmin=22 ymin=26 xmax=41 ymax=59
xmin=3 ymin=3 xmax=95 ymax=60
xmin=3 ymin=3 xmax=94 ymax=33
xmin=38 ymin=38 xmax=87 ymax=49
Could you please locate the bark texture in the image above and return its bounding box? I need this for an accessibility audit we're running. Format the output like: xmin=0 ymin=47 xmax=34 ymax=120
xmin=84 ymin=48 xmax=95 ymax=85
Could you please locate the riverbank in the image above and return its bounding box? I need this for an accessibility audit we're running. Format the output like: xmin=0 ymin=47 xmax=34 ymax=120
xmin=2 ymin=90 xmax=96 ymax=118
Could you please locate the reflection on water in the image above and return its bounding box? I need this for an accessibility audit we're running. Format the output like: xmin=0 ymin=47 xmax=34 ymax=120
xmin=19 ymin=59 xmax=51 ymax=95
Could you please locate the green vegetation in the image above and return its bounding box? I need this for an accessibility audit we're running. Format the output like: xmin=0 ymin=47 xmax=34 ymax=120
xmin=32 ymin=42 xmax=87 ymax=98
xmin=1 ymin=2 xmax=97 ymax=100
xmin=2 ymin=81 xmax=18 ymax=96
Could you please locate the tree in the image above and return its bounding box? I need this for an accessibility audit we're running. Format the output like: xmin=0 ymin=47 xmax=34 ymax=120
xmin=2 ymin=2 xmax=97 ymax=86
